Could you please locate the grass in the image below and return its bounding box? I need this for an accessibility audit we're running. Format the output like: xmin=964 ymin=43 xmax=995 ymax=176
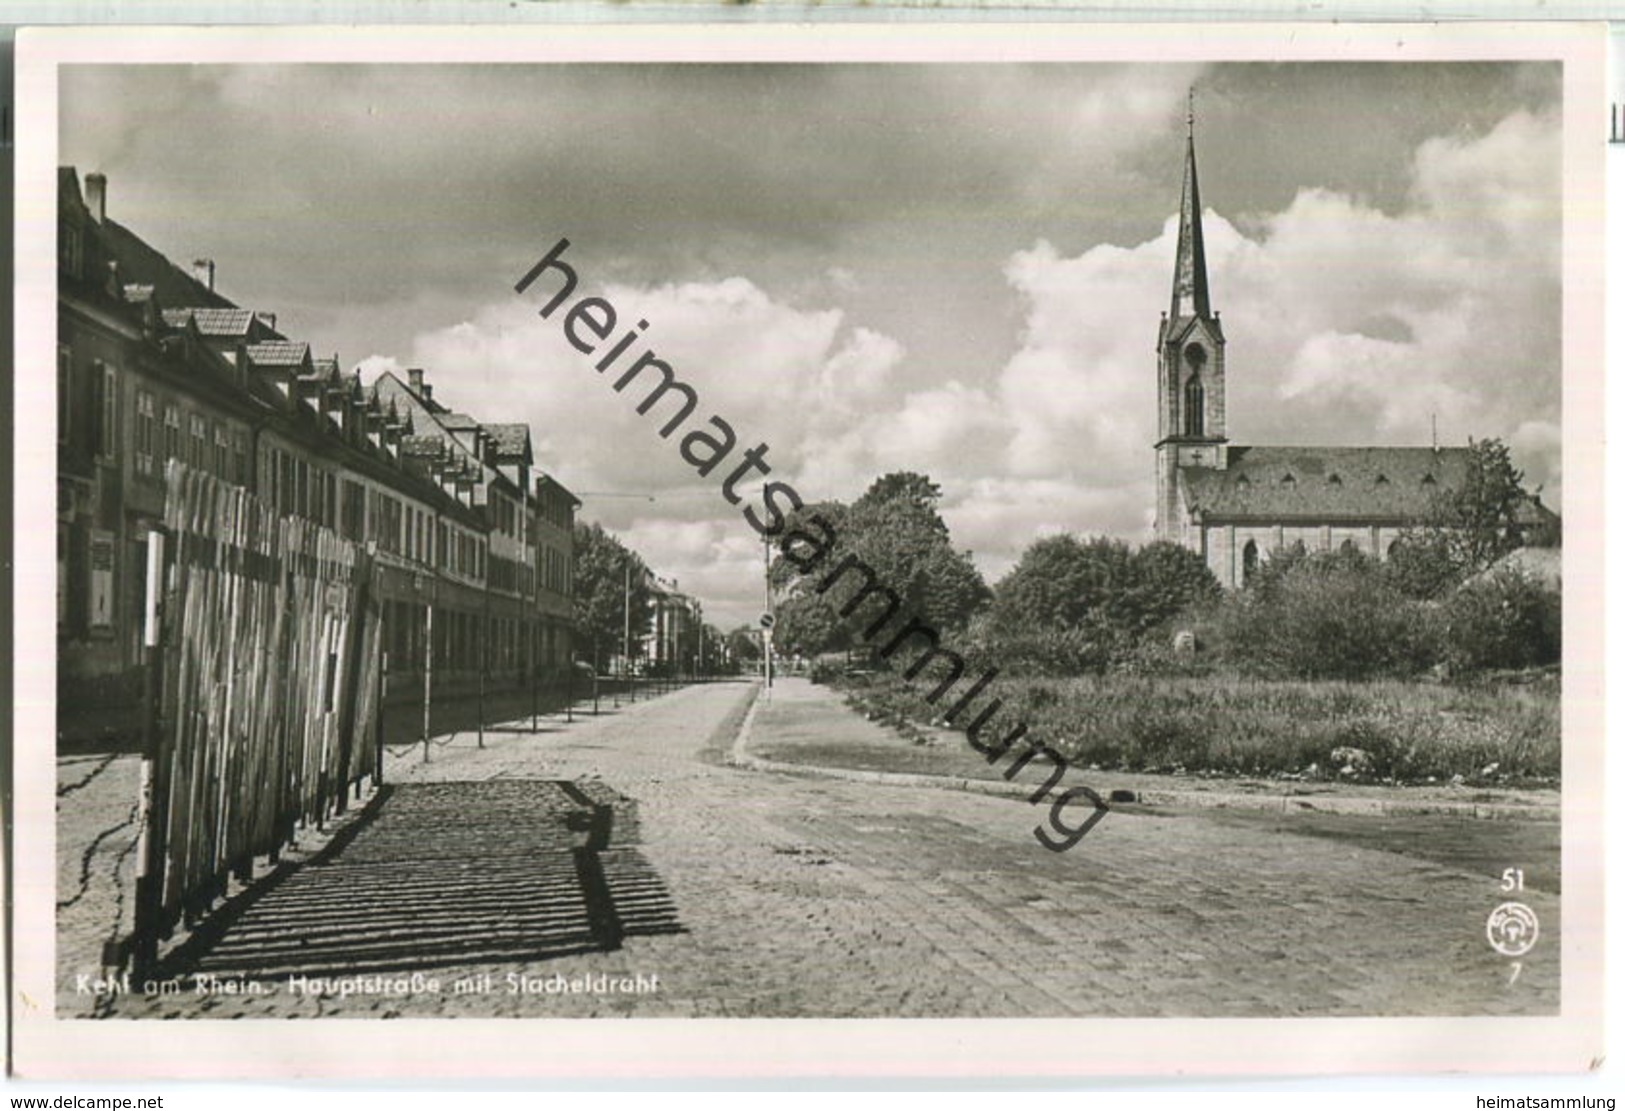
xmin=832 ymin=669 xmax=1560 ymax=787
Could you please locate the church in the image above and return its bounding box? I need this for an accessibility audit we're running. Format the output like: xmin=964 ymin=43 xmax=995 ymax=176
xmin=1151 ymin=113 xmax=1550 ymax=589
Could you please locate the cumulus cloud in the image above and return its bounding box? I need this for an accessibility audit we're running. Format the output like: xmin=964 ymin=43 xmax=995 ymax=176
xmin=962 ymin=107 xmax=1562 ymax=551
xmin=377 ymin=103 xmax=1560 ymax=628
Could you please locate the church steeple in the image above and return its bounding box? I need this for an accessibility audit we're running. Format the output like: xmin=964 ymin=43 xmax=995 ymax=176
xmin=1170 ymin=89 xmax=1211 ymax=322
xmin=1155 ymin=89 xmax=1228 ymax=545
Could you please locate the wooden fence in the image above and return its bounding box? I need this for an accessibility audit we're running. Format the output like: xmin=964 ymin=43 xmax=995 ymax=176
xmin=131 ymin=460 xmax=382 ymax=974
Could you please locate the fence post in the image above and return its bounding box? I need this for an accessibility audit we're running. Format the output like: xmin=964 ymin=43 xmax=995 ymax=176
xmin=332 ymin=557 xmax=371 ymax=816
xmin=376 ymin=649 xmax=387 ymax=787
xmin=477 ymin=602 xmax=487 ymax=750
xmin=132 ymin=528 xmax=171 ymax=981
xmin=422 ymin=601 xmax=434 ymax=764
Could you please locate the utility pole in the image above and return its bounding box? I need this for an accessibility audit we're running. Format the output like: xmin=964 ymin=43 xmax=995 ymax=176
xmin=762 ymin=536 xmax=774 ymax=699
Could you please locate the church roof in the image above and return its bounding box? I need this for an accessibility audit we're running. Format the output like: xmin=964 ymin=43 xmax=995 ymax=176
xmin=1179 ymin=445 xmax=1472 ymax=524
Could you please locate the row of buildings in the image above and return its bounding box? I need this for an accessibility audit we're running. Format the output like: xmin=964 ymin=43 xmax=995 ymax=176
xmin=57 ymin=167 xmax=582 ymax=726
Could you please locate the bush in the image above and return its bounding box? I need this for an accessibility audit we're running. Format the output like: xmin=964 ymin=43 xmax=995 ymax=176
xmin=967 ymin=623 xmax=1122 ymax=678
xmin=808 ymin=659 xmax=843 ymax=685
xmin=1210 ymin=549 xmax=1438 ymax=680
xmin=984 ymin=535 xmax=1220 ymax=676
xmin=1439 ymin=567 xmax=1561 ymax=674
xmin=831 ymin=664 xmax=1558 ymax=783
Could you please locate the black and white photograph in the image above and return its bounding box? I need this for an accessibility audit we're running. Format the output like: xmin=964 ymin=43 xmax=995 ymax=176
xmin=11 ymin=22 xmax=1606 ymax=1080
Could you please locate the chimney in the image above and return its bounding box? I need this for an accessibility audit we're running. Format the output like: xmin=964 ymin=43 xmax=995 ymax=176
xmin=84 ymin=172 xmax=107 ymax=223
xmin=254 ymin=310 xmax=277 ymax=333
xmin=193 ymin=258 xmax=215 ymax=291
xmin=408 ymin=367 xmax=426 ymax=394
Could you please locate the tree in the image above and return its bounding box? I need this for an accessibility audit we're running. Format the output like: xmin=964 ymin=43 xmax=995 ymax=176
xmin=724 ymin=624 xmax=763 ymax=667
xmin=571 ymin=522 xmax=655 ymax=672
xmin=1386 ymin=438 xmax=1537 ymax=599
xmin=1126 ymin=541 xmax=1223 ymax=633
xmin=841 ymin=473 xmax=990 ymax=633
xmin=767 ymin=473 xmax=990 ymax=656
xmin=992 ymin=535 xmax=1135 ymax=633
xmin=991 ymin=536 xmax=1218 ymax=642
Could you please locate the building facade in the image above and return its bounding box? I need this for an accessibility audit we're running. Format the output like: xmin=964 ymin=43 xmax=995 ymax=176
xmin=57 ymin=167 xmax=580 ymax=734
xmin=1151 ymin=121 xmax=1555 ymax=588
xmin=644 ymin=577 xmax=702 ymax=677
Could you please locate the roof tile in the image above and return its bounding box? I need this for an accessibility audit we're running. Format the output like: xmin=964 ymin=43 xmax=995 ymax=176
xmin=1181 ymin=446 xmax=1472 ymax=522
xmin=246 ymin=340 xmax=311 ymax=369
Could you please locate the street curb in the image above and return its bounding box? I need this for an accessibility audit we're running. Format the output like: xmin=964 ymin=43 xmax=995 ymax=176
xmin=727 ymin=685 xmax=1560 ymax=823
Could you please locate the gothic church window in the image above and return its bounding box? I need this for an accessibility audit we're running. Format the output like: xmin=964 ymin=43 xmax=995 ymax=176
xmin=1183 ymin=376 xmax=1204 ymax=437
xmin=1242 ymin=540 xmax=1259 ymax=584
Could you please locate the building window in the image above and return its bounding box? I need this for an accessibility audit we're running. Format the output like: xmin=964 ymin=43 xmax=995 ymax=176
xmin=94 ymin=362 xmax=118 ymax=460
xmin=57 ymin=346 xmax=72 ymax=446
xmin=59 ymin=221 xmax=83 ymax=278
xmin=1183 ymin=376 xmax=1205 ymax=437
xmin=214 ymin=426 xmax=231 ymax=478
xmin=134 ymin=391 xmax=157 ymax=477
xmin=89 ymin=530 xmax=115 ymax=634
xmin=163 ymin=406 xmax=181 ymax=462
xmin=56 ymin=523 xmax=69 ymax=629
xmin=340 ymin=480 xmax=365 ymax=541
xmin=280 ymin=452 xmax=296 ymax=515
xmin=189 ymin=414 xmax=207 ymax=469
xmin=1242 ymin=539 xmax=1259 ymax=585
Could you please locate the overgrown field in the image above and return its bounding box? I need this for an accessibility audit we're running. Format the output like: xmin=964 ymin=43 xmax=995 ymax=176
xmin=831 ymin=669 xmax=1560 ymax=786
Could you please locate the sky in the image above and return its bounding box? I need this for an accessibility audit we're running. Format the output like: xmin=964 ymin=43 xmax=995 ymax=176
xmin=60 ymin=61 xmax=1564 ymax=629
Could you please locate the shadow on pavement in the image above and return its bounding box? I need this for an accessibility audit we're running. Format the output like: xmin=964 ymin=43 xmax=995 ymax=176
xmin=145 ymin=780 xmax=684 ymax=984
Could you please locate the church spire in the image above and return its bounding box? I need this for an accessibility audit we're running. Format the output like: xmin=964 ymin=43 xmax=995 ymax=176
xmin=1170 ymin=88 xmax=1212 ymax=321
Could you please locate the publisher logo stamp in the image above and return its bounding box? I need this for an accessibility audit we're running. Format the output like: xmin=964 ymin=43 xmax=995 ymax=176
xmin=1486 ymin=902 xmax=1540 ymax=957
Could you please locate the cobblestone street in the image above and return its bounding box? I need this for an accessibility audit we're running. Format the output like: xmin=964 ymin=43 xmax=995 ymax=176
xmin=65 ymin=678 xmax=1559 ymax=1019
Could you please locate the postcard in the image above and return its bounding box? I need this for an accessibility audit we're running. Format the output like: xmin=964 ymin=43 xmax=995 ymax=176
xmin=11 ymin=21 xmax=1607 ymax=1080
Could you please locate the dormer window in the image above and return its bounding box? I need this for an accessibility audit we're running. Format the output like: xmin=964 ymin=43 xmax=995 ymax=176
xmin=1421 ymin=473 xmax=1436 ymax=486
xmin=1280 ymin=473 xmax=1296 ymax=486
xmin=1328 ymin=474 xmax=1342 ymax=486
xmin=1375 ymin=474 xmax=1389 ymax=486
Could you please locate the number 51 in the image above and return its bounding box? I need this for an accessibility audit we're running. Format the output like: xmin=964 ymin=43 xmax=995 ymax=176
xmin=1501 ymin=868 xmax=1525 ymax=892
